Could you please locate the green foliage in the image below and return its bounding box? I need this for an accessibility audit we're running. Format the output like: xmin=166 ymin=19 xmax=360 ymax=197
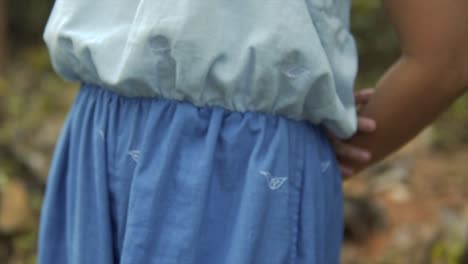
xmin=351 ymin=0 xmax=400 ymax=88
xmin=7 ymin=0 xmax=55 ymax=45
xmin=21 ymin=46 xmax=51 ymax=72
xmin=432 ymin=94 xmax=468 ymax=149
xmin=430 ymin=237 xmax=465 ymax=264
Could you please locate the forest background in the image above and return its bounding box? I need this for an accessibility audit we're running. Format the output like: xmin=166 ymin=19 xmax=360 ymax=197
xmin=1 ymin=0 xmax=468 ymax=263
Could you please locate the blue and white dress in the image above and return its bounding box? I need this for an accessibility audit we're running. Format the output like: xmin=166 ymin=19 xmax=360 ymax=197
xmin=38 ymin=0 xmax=358 ymax=263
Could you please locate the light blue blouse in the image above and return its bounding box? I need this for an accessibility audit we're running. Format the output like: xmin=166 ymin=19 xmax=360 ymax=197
xmin=43 ymin=0 xmax=358 ymax=139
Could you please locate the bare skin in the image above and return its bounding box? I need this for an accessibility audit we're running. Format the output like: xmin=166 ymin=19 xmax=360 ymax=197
xmin=333 ymin=0 xmax=468 ymax=178
xmin=329 ymin=89 xmax=376 ymax=177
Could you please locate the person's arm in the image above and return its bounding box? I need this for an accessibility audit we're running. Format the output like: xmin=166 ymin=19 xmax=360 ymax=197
xmin=340 ymin=0 xmax=468 ymax=175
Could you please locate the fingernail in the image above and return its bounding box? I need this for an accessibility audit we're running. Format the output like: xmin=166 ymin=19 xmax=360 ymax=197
xmin=360 ymin=151 xmax=371 ymax=161
xmin=364 ymin=119 xmax=376 ymax=130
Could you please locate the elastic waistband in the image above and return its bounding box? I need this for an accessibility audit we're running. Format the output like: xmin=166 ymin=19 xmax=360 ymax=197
xmin=80 ymin=82 xmax=323 ymax=130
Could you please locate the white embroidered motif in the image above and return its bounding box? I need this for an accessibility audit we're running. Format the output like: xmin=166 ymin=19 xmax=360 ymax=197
xmin=98 ymin=129 xmax=105 ymax=139
xmin=128 ymin=150 xmax=141 ymax=162
xmin=321 ymin=161 xmax=331 ymax=173
xmin=259 ymin=171 xmax=287 ymax=190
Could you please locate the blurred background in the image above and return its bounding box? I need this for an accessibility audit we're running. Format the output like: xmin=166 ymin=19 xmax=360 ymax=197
xmin=1 ymin=0 xmax=468 ymax=263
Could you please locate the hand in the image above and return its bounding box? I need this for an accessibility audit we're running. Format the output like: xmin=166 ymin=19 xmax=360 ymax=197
xmin=328 ymin=89 xmax=376 ymax=179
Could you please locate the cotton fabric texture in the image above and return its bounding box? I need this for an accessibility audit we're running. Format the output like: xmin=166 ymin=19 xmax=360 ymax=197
xmin=43 ymin=0 xmax=358 ymax=139
xmin=38 ymin=84 xmax=344 ymax=264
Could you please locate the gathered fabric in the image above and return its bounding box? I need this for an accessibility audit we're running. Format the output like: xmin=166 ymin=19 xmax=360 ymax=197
xmin=38 ymin=83 xmax=344 ymax=264
xmin=43 ymin=0 xmax=358 ymax=139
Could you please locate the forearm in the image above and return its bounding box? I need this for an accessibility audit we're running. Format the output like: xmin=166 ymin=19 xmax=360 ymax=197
xmin=344 ymin=56 xmax=467 ymax=172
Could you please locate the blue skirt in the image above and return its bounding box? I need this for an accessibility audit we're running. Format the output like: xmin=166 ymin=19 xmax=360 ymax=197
xmin=38 ymin=83 xmax=344 ymax=264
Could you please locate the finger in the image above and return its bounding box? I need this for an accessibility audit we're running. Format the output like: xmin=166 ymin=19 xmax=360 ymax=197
xmin=357 ymin=116 xmax=376 ymax=133
xmin=334 ymin=141 xmax=372 ymax=163
xmin=355 ymin=88 xmax=375 ymax=105
xmin=355 ymin=88 xmax=375 ymax=99
xmin=340 ymin=165 xmax=354 ymax=179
